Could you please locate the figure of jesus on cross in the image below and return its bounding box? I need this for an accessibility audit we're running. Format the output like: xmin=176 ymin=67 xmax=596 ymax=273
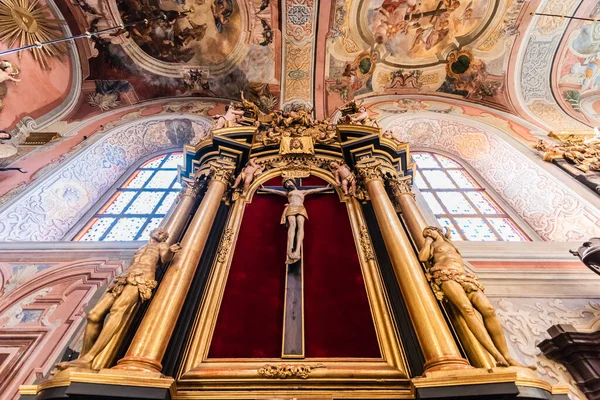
xmin=261 ymin=179 xmax=332 ymax=264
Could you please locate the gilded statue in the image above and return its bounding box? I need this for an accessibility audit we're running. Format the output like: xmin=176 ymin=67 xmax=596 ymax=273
xmin=340 ymin=101 xmax=379 ymax=128
xmin=534 ymin=139 xmax=600 ymax=172
xmin=214 ymin=103 xmax=245 ymax=129
xmin=329 ymin=161 xmax=356 ymax=196
xmin=0 ymin=60 xmax=20 ymax=112
xmin=418 ymin=226 xmax=526 ymax=368
xmin=57 ymin=229 xmax=181 ymax=370
xmin=260 ymin=179 xmax=331 ymax=264
xmin=231 ymin=157 xmax=265 ymax=194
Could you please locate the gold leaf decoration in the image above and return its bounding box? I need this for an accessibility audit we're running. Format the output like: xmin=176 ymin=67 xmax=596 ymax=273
xmin=0 ymin=0 xmax=67 ymax=70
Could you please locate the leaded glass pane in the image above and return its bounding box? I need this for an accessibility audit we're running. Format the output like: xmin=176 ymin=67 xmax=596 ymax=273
xmin=412 ymin=151 xmax=529 ymax=242
xmin=421 ymin=192 xmax=445 ymax=214
xmin=421 ymin=170 xmax=456 ymax=189
xmin=414 ymin=170 xmax=427 ymax=189
xmin=103 ymin=218 xmax=146 ymax=241
xmin=124 ymin=170 xmax=153 ymax=189
xmin=102 ymin=191 xmax=136 ymax=214
xmin=78 ymin=218 xmax=115 ymax=241
xmin=434 ymin=154 xmax=461 ymax=168
xmin=437 ymin=218 xmax=463 ymax=241
xmin=447 ymin=170 xmax=479 ymax=188
xmin=145 ymin=170 xmax=178 ymax=189
xmin=142 ymin=155 xmax=167 ymax=168
xmin=465 ymin=192 xmax=502 ymax=215
xmin=75 ymin=152 xmax=184 ymax=242
xmin=488 ymin=218 xmax=528 ymax=241
xmin=125 ymin=191 xmax=166 ymax=214
xmin=156 ymin=192 xmax=179 ymax=214
xmin=435 ymin=192 xmax=477 ymax=214
xmin=138 ymin=218 xmax=163 ymax=241
xmin=454 ymin=218 xmax=498 ymax=241
xmin=162 ymin=153 xmax=184 ymax=169
xmin=413 ymin=153 xmax=440 ymax=169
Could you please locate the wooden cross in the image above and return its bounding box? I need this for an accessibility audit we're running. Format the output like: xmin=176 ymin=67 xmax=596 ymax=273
xmin=258 ymin=179 xmax=333 ymax=358
xmin=404 ymin=1 xmax=447 ymax=22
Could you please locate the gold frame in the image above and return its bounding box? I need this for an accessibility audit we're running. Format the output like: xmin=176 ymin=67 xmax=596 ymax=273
xmin=175 ymin=163 xmax=412 ymax=398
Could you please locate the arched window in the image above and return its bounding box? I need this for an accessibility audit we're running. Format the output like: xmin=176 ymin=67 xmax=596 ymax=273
xmin=412 ymin=152 xmax=530 ymax=242
xmin=73 ymin=152 xmax=183 ymax=241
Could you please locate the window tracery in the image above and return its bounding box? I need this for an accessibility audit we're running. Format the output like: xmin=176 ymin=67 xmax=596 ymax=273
xmin=413 ymin=152 xmax=529 ymax=242
xmin=73 ymin=152 xmax=183 ymax=241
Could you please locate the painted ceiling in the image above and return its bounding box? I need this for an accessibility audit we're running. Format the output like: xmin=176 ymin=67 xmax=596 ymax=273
xmin=3 ymin=0 xmax=600 ymax=136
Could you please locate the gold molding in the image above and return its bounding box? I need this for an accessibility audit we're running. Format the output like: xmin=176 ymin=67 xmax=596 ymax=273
xmin=359 ymin=225 xmax=375 ymax=261
xmin=216 ymin=228 xmax=234 ymax=263
xmin=176 ymin=165 xmax=411 ymax=397
xmin=258 ymin=363 xmax=324 ymax=379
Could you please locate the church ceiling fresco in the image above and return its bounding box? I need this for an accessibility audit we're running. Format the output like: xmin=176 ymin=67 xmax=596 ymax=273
xmin=323 ymin=0 xmax=521 ymax=115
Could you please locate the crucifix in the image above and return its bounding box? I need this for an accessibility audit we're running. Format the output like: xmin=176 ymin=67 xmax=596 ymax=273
xmin=404 ymin=1 xmax=447 ymax=22
xmin=259 ymin=178 xmax=332 ymax=358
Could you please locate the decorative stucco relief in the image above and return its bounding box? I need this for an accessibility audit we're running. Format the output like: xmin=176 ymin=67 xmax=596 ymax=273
xmin=0 ymin=116 xmax=212 ymax=242
xmin=0 ymin=258 xmax=122 ymax=399
xmin=491 ymin=297 xmax=600 ymax=400
xmin=517 ymin=0 xmax=591 ymax=130
xmin=385 ymin=116 xmax=600 ymax=241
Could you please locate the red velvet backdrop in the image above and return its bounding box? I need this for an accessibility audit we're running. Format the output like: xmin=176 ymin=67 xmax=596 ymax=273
xmin=208 ymin=177 xmax=380 ymax=359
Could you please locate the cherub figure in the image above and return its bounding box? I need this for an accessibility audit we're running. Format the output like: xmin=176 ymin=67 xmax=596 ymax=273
xmin=231 ymin=158 xmax=265 ymax=194
xmin=418 ymin=226 xmax=529 ymax=369
xmin=383 ymin=130 xmax=406 ymax=145
xmin=214 ymin=103 xmax=245 ymax=129
xmin=0 ymin=61 xmax=20 ymax=84
xmin=346 ymin=106 xmax=380 ymax=127
xmin=329 ymin=161 xmax=356 ymax=196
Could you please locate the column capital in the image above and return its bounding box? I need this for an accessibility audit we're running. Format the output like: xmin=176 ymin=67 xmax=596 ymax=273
xmin=356 ymin=158 xmax=383 ymax=183
xmin=387 ymin=176 xmax=414 ymax=200
xmin=182 ymin=178 xmax=206 ymax=199
xmin=209 ymin=160 xmax=235 ymax=186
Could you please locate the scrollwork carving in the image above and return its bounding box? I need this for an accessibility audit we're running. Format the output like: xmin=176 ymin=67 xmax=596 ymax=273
xmin=258 ymin=363 xmax=325 ymax=379
xmin=216 ymin=228 xmax=234 ymax=264
xmin=359 ymin=226 xmax=375 ymax=261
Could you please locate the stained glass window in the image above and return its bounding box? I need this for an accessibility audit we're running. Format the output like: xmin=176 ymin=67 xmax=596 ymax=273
xmin=74 ymin=152 xmax=183 ymax=242
xmin=413 ymin=152 xmax=529 ymax=242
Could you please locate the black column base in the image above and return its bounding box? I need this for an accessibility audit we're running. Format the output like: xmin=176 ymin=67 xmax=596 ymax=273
xmin=23 ymin=382 xmax=171 ymax=400
xmin=415 ymin=382 xmax=567 ymax=400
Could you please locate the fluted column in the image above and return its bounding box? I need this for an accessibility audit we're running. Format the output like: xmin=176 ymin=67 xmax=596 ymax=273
xmin=356 ymin=158 xmax=470 ymax=372
xmin=388 ymin=176 xmax=496 ymax=369
xmin=162 ymin=180 xmax=205 ymax=245
xmin=114 ymin=160 xmax=234 ymax=373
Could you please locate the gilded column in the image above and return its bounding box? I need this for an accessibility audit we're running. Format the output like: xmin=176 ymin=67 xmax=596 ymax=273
xmin=114 ymin=160 xmax=234 ymax=373
xmin=388 ymin=176 xmax=495 ymax=369
xmin=162 ymin=179 xmax=205 ymax=245
xmin=356 ymin=158 xmax=470 ymax=372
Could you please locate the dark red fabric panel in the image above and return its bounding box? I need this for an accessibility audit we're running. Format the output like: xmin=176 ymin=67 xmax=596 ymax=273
xmin=208 ymin=194 xmax=288 ymax=358
xmin=303 ymin=186 xmax=381 ymax=358
xmin=301 ymin=176 xmax=328 ymax=186
xmin=262 ymin=177 xmax=283 ymax=186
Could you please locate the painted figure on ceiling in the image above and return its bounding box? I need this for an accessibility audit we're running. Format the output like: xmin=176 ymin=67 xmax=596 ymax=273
xmin=212 ymin=0 xmax=234 ymax=33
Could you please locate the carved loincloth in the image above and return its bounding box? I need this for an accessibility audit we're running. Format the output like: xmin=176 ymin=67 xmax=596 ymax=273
xmin=280 ymin=204 xmax=309 ymax=225
xmin=426 ymin=267 xmax=484 ymax=301
xmin=106 ymin=269 xmax=158 ymax=302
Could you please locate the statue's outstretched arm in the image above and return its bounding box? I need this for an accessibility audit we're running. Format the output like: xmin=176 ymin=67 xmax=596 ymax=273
xmin=259 ymin=185 xmax=288 ymax=197
xmin=303 ymin=184 xmax=333 ymax=196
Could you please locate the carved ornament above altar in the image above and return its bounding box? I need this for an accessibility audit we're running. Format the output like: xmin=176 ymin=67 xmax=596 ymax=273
xmin=258 ymin=363 xmax=325 ymax=379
